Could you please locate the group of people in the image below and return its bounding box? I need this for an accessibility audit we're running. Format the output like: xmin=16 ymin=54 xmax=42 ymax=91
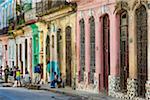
xmin=0 ymin=61 xmax=64 ymax=88
xmin=0 ymin=65 xmax=30 ymax=87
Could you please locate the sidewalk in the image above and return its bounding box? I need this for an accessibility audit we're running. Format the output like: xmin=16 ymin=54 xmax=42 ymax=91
xmin=0 ymin=79 xmax=13 ymax=87
xmin=40 ymin=84 xmax=119 ymax=100
xmin=0 ymin=79 xmax=4 ymax=83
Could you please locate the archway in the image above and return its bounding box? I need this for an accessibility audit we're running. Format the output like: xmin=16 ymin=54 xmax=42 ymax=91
xmin=136 ymin=5 xmax=148 ymax=97
xmin=102 ymin=14 xmax=110 ymax=92
xmin=120 ymin=11 xmax=129 ymax=92
xmin=89 ymin=16 xmax=95 ymax=84
xmin=79 ymin=19 xmax=85 ymax=82
xmin=65 ymin=26 xmax=72 ymax=86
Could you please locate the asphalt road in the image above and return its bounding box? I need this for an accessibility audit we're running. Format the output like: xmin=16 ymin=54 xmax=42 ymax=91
xmin=0 ymin=87 xmax=82 ymax=100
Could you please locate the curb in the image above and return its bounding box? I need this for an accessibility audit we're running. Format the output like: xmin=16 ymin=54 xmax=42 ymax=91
xmin=39 ymin=87 xmax=88 ymax=99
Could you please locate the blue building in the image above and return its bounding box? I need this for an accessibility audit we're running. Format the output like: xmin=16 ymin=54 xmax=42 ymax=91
xmin=0 ymin=0 xmax=16 ymax=34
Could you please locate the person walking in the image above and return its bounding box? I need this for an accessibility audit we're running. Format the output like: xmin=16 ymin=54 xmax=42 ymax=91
xmin=9 ymin=68 xmax=13 ymax=82
xmin=24 ymin=70 xmax=30 ymax=85
xmin=13 ymin=66 xmax=16 ymax=81
xmin=4 ymin=65 xmax=9 ymax=83
xmin=16 ymin=67 xmax=21 ymax=87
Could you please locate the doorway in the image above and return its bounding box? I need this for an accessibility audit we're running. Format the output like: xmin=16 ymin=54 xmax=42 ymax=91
xmin=65 ymin=26 xmax=72 ymax=86
xmin=120 ymin=11 xmax=129 ymax=92
xmin=102 ymin=15 xmax=110 ymax=92
xmin=136 ymin=5 xmax=148 ymax=98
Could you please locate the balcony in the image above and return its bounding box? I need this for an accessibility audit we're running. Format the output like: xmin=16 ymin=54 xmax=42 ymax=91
xmin=36 ymin=0 xmax=75 ymax=17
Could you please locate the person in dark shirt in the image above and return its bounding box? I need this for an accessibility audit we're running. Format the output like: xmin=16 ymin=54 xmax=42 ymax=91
xmin=34 ymin=64 xmax=41 ymax=84
xmin=4 ymin=65 xmax=9 ymax=83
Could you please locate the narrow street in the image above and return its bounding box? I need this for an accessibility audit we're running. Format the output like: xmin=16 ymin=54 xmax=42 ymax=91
xmin=0 ymin=87 xmax=82 ymax=100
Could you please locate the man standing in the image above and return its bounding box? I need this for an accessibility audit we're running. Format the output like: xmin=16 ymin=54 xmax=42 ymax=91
xmin=34 ymin=64 xmax=41 ymax=84
xmin=4 ymin=65 xmax=9 ymax=83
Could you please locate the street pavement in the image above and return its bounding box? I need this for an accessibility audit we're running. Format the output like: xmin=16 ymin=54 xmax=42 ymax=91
xmin=0 ymin=79 xmax=119 ymax=100
xmin=0 ymin=87 xmax=82 ymax=100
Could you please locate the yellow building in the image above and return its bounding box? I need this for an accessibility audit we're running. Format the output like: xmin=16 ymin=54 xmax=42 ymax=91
xmin=36 ymin=1 xmax=77 ymax=87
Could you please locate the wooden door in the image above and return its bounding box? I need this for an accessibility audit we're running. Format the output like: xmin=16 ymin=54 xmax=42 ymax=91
xmin=120 ymin=12 xmax=129 ymax=92
xmin=79 ymin=19 xmax=85 ymax=82
xmin=89 ymin=16 xmax=95 ymax=84
xmin=136 ymin=5 xmax=147 ymax=98
xmin=103 ymin=15 xmax=110 ymax=92
xmin=66 ymin=26 xmax=72 ymax=86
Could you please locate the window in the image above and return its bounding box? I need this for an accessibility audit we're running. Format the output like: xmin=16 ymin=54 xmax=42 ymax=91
xmin=89 ymin=16 xmax=95 ymax=84
xmin=52 ymin=35 xmax=54 ymax=48
xmin=79 ymin=19 xmax=85 ymax=82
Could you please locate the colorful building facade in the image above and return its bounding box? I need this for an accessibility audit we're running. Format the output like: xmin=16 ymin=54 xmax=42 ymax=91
xmin=75 ymin=0 xmax=116 ymax=93
xmin=36 ymin=0 xmax=77 ymax=87
xmin=0 ymin=0 xmax=16 ymax=68
xmin=108 ymin=0 xmax=150 ymax=100
xmin=73 ymin=0 xmax=150 ymax=99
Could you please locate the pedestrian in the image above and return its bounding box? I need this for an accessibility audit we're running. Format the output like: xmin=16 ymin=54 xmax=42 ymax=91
xmin=51 ymin=72 xmax=58 ymax=88
xmin=13 ymin=66 xmax=16 ymax=81
xmin=4 ymin=65 xmax=9 ymax=83
xmin=0 ymin=66 xmax=2 ymax=79
xmin=57 ymin=73 xmax=64 ymax=88
xmin=9 ymin=68 xmax=13 ymax=82
xmin=34 ymin=64 xmax=41 ymax=84
xmin=24 ymin=70 xmax=30 ymax=85
xmin=16 ymin=67 xmax=21 ymax=87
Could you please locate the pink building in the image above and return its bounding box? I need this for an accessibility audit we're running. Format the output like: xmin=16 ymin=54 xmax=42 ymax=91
xmin=73 ymin=0 xmax=150 ymax=99
xmin=74 ymin=0 xmax=118 ymax=93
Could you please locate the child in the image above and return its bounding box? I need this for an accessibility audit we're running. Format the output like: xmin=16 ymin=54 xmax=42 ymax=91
xmin=16 ymin=67 xmax=21 ymax=87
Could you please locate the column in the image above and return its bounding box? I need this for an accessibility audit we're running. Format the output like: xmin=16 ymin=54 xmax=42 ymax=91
xmin=109 ymin=13 xmax=120 ymax=96
xmin=95 ymin=16 xmax=101 ymax=92
xmin=85 ymin=17 xmax=90 ymax=84
xmin=127 ymin=11 xmax=138 ymax=99
xmin=43 ymin=27 xmax=48 ymax=83
xmin=22 ymin=39 xmax=25 ymax=76
xmin=76 ymin=16 xmax=80 ymax=83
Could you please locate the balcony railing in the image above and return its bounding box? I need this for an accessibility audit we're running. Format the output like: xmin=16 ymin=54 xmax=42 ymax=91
xmin=36 ymin=0 xmax=73 ymax=17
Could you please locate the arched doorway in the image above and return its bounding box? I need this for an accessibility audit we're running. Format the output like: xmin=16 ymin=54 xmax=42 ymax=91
xmin=57 ymin=29 xmax=61 ymax=71
xmin=79 ymin=19 xmax=85 ymax=82
xmin=102 ymin=15 xmax=110 ymax=92
xmin=65 ymin=26 xmax=72 ymax=86
xmin=120 ymin=11 xmax=129 ymax=92
xmin=46 ymin=35 xmax=50 ymax=82
xmin=25 ymin=39 xmax=28 ymax=73
xmin=89 ymin=16 xmax=95 ymax=84
xmin=46 ymin=35 xmax=50 ymax=63
xmin=136 ymin=5 xmax=148 ymax=97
